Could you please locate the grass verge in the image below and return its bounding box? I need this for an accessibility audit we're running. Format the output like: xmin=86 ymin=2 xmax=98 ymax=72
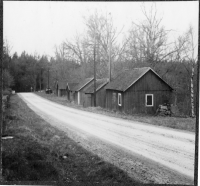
xmin=2 ymin=94 xmax=139 ymax=184
xmin=35 ymin=92 xmax=195 ymax=132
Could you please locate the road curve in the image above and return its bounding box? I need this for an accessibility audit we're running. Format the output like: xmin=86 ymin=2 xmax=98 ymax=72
xmin=18 ymin=93 xmax=195 ymax=179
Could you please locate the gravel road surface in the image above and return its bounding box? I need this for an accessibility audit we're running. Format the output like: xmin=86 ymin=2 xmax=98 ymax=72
xmin=18 ymin=93 xmax=195 ymax=184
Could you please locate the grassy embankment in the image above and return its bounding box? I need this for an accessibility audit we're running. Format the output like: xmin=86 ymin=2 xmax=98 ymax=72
xmin=35 ymin=92 xmax=195 ymax=132
xmin=2 ymin=94 xmax=139 ymax=184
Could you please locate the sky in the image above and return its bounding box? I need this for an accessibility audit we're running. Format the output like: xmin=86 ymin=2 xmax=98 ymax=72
xmin=3 ymin=1 xmax=199 ymax=58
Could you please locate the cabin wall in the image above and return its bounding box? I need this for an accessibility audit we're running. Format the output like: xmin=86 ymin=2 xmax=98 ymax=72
xmin=127 ymin=70 xmax=172 ymax=92
xmin=124 ymin=71 xmax=172 ymax=114
xmin=74 ymin=91 xmax=90 ymax=105
xmin=77 ymin=80 xmax=94 ymax=106
xmin=90 ymin=87 xmax=107 ymax=108
xmin=106 ymin=89 xmax=124 ymax=112
xmin=59 ymin=89 xmax=67 ymax=97
xmin=74 ymin=92 xmax=78 ymax=104
xmin=97 ymin=87 xmax=107 ymax=108
xmin=80 ymin=91 xmax=88 ymax=106
xmin=69 ymin=91 xmax=75 ymax=102
xmin=83 ymin=94 xmax=92 ymax=107
xmin=124 ymin=90 xmax=172 ymax=114
xmin=106 ymin=71 xmax=172 ymax=114
xmin=81 ymin=86 xmax=107 ymax=108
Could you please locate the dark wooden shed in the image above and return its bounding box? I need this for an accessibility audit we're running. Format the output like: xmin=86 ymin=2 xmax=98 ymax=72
xmin=66 ymin=82 xmax=79 ymax=101
xmin=82 ymin=78 xmax=109 ymax=108
xmin=73 ymin=78 xmax=94 ymax=105
xmin=56 ymin=81 xmax=68 ymax=97
xmin=105 ymin=67 xmax=173 ymax=114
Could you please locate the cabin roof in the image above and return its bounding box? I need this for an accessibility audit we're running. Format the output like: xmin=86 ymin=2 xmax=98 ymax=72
xmin=83 ymin=78 xmax=109 ymax=94
xmin=58 ymin=81 xmax=68 ymax=89
xmin=74 ymin=77 xmax=94 ymax=91
xmin=67 ymin=83 xmax=79 ymax=91
xmin=105 ymin=67 xmax=173 ymax=92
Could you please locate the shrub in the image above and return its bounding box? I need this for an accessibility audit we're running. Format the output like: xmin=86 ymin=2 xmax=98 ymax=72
xmin=3 ymin=89 xmax=11 ymax=96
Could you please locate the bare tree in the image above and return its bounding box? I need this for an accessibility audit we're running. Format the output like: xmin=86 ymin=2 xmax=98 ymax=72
xmin=63 ymin=34 xmax=85 ymax=64
xmin=84 ymin=11 xmax=128 ymax=78
xmin=62 ymin=11 xmax=126 ymax=79
xmin=181 ymin=26 xmax=197 ymax=117
xmin=164 ymin=26 xmax=197 ymax=117
xmin=125 ymin=4 xmax=179 ymax=67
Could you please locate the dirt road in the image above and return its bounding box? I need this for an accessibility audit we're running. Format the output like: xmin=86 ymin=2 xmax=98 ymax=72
xmin=18 ymin=93 xmax=195 ymax=184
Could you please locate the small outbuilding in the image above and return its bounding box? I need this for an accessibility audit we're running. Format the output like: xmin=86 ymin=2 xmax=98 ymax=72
xmin=82 ymin=78 xmax=109 ymax=108
xmin=73 ymin=78 xmax=94 ymax=105
xmin=66 ymin=82 xmax=79 ymax=101
xmin=105 ymin=67 xmax=173 ymax=114
xmin=55 ymin=80 xmax=68 ymax=97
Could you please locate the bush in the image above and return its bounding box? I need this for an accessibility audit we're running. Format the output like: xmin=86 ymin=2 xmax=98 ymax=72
xmin=3 ymin=89 xmax=11 ymax=96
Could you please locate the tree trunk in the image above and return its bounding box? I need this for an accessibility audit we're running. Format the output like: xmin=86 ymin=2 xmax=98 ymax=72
xmin=190 ymin=62 xmax=195 ymax=117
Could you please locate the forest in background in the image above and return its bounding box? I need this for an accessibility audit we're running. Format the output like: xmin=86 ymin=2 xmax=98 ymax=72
xmin=2 ymin=6 xmax=198 ymax=117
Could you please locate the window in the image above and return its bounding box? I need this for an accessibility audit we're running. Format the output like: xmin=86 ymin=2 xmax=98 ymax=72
xmin=146 ymin=94 xmax=153 ymax=106
xmin=118 ymin=93 xmax=122 ymax=106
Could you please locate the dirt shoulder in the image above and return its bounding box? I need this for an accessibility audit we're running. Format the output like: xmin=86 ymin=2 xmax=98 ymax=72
xmin=35 ymin=92 xmax=195 ymax=132
xmin=2 ymin=94 xmax=140 ymax=184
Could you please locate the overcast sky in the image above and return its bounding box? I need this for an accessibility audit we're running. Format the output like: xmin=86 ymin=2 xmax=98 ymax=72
xmin=3 ymin=1 xmax=199 ymax=58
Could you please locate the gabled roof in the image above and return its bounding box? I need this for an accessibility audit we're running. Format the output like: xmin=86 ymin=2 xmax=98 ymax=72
xmin=83 ymin=78 xmax=109 ymax=94
xmin=74 ymin=77 xmax=94 ymax=91
xmin=67 ymin=83 xmax=79 ymax=91
xmin=58 ymin=81 xmax=68 ymax=89
xmin=105 ymin=67 xmax=173 ymax=92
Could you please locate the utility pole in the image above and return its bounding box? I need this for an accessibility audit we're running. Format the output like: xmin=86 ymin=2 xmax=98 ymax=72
xmin=40 ymin=68 xmax=42 ymax=91
xmin=48 ymin=68 xmax=50 ymax=90
xmin=56 ymin=70 xmax=58 ymax=96
xmin=108 ymin=13 xmax=111 ymax=82
xmin=93 ymin=32 xmax=96 ymax=107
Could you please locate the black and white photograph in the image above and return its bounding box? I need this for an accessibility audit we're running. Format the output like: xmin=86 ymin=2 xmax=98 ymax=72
xmin=2 ymin=1 xmax=199 ymax=185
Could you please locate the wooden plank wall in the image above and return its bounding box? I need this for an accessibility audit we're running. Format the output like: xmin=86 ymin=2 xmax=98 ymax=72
xmin=84 ymin=94 xmax=92 ymax=107
xmin=106 ymin=71 xmax=172 ymax=114
xmin=79 ymin=80 xmax=94 ymax=106
xmin=74 ymin=92 xmax=78 ymax=104
xmin=60 ymin=89 xmax=67 ymax=97
xmin=124 ymin=90 xmax=172 ymax=114
xmin=81 ymin=88 xmax=107 ymax=108
xmin=106 ymin=90 xmax=123 ymax=112
xmin=90 ymin=88 xmax=107 ymax=108
xmin=123 ymin=71 xmax=172 ymax=114
xmin=69 ymin=91 xmax=75 ymax=102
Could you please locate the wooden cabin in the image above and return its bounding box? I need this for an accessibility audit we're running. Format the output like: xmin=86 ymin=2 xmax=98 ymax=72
xmin=82 ymin=78 xmax=109 ymax=108
xmin=73 ymin=78 xmax=94 ymax=105
xmin=56 ymin=81 xmax=68 ymax=97
xmin=105 ymin=67 xmax=173 ymax=114
xmin=66 ymin=82 xmax=79 ymax=101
